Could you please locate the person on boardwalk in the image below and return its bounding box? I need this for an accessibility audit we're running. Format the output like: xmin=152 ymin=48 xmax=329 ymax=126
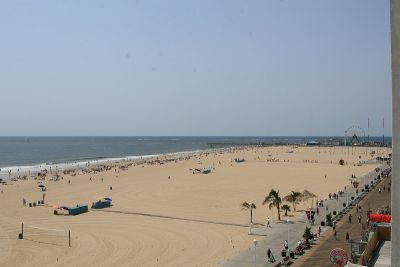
xmin=267 ymin=248 xmax=275 ymax=262
xmin=358 ymin=215 xmax=362 ymax=224
xmin=348 ymin=214 xmax=352 ymax=224
xmin=346 ymin=232 xmax=350 ymax=242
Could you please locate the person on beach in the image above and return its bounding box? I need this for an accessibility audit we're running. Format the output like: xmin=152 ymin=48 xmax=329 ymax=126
xmin=266 ymin=217 xmax=271 ymax=227
xmin=267 ymin=248 xmax=275 ymax=262
xmin=349 ymin=214 xmax=352 ymax=224
xmin=334 ymin=229 xmax=337 ymax=240
xmin=22 ymin=198 xmax=26 ymax=206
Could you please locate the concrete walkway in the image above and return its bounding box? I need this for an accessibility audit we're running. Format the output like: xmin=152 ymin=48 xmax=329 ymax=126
xmin=292 ymin=175 xmax=391 ymax=267
xmin=221 ymin=163 xmax=388 ymax=267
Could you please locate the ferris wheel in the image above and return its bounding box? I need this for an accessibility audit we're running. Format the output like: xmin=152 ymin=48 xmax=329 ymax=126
xmin=344 ymin=126 xmax=366 ymax=146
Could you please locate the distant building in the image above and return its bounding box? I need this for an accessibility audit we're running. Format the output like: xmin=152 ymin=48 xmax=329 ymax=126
xmin=306 ymin=141 xmax=320 ymax=146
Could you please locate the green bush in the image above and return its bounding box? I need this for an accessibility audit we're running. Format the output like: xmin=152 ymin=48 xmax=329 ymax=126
xmin=326 ymin=213 xmax=332 ymax=223
xmin=303 ymin=227 xmax=313 ymax=240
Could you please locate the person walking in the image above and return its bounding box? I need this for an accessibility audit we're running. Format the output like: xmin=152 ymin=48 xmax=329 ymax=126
xmin=349 ymin=214 xmax=352 ymax=224
xmin=284 ymin=240 xmax=288 ymax=250
xmin=358 ymin=215 xmax=362 ymax=224
xmin=267 ymin=248 xmax=275 ymax=262
xmin=266 ymin=217 xmax=271 ymax=228
xmin=346 ymin=232 xmax=350 ymax=242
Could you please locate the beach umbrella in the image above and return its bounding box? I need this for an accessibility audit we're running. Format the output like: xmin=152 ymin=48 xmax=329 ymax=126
xmin=300 ymin=190 xmax=317 ymax=201
xmin=104 ymin=197 xmax=112 ymax=201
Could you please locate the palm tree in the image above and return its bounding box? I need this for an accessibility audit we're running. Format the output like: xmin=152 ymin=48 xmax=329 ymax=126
xmin=281 ymin=204 xmax=291 ymax=216
xmin=263 ymin=189 xmax=282 ymax=221
xmin=284 ymin=191 xmax=302 ymax=212
xmin=241 ymin=202 xmax=257 ymax=224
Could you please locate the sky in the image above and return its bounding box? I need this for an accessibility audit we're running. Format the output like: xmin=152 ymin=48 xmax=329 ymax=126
xmin=0 ymin=0 xmax=392 ymax=136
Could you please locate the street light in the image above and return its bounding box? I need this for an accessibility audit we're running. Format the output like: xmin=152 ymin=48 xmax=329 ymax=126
xmin=253 ymin=239 xmax=258 ymax=267
xmin=287 ymin=219 xmax=290 ymax=254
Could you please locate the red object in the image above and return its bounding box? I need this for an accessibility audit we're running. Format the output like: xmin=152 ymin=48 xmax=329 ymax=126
xmin=368 ymin=213 xmax=391 ymax=223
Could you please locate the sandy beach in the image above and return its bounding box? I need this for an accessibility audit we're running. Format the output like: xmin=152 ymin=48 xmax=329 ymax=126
xmin=0 ymin=146 xmax=391 ymax=267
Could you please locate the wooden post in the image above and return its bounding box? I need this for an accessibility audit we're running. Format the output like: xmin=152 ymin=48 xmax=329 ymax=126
xmin=68 ymin=230 xmax=71 ymax=247
xmin=21 ymin=222 xmax=24 ymax=239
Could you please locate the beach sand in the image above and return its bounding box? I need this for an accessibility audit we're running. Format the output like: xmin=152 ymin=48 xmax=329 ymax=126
xmin=0 ymin=146 xmax=391 ymax=267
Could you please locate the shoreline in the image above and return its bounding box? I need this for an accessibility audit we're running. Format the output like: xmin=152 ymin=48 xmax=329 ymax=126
xmin=0 ymin=144 xmax=389 ymax=180
xmin=0 ymin=147 xmax=236 ymax=180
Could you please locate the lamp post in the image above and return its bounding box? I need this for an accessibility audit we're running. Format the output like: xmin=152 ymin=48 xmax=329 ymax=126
xmin=287 ymin=219 xmax=290 ymax=254
xmin=253 ymin=239 xmax=258 ymax=267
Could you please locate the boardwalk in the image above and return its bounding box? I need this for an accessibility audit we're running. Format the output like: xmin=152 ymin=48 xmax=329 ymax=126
xmin=221 ymin=164 xmax=387 ymax=267
xmin=292 ymin=176 xmax=391 ymax=267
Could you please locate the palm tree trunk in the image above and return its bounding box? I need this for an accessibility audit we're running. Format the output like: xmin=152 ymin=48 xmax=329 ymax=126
xmin=277 ymin=206 xmax=281 ymax=220
xmin=250 ymin=208 xmax=253 ymax=224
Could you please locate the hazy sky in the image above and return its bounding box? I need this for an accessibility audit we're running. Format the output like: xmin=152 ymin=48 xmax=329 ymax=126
xmin=0 ymin=0 xmax=392 ymax=136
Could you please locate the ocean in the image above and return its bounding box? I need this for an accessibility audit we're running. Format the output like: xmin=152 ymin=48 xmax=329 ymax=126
xmin=0 ymin=136 xmax=391 ymax=179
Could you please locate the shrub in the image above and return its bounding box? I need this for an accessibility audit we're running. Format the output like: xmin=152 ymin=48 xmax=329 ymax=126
xmin=326 ymin=213 xmax=332 ymax=223
xmin=303 ymin=227 xmax=313 ymax=240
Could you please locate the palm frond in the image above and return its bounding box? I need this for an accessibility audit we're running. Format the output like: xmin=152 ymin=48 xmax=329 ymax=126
xmin=241 ymin=202 xmax=250 ymax=210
